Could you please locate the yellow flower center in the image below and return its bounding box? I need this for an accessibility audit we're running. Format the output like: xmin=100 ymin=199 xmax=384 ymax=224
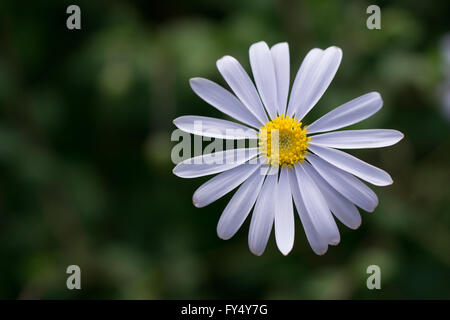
xmin=258 ymin=115 xmax=310 ymax=167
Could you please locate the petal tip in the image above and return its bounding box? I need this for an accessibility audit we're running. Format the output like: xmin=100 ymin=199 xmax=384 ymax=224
xmin=280 ymin=247 xmax=293 ymax=256
xmin=314 ymin=248 xmax=328 ymax=256
xmin=331 ymin=45 xmax=343 ymax=52
xmin=329 ymin=237 xmax=341 ymax=246
xmin=189 ymin=77 xmax=205 ymax=92
xmin=350 ymin=219 xmax=362 ymax=230
xmin=327 ymin=46 xmax=343 ymax=58
xmin=217 ymin=226 xmax=232 ymax=240
xmin=192 ymin=195 xmax=202 ymax=208
xmin=217 ymin=55 xmax=233 ymax=65
xmin=272 ymin=42 xmax=288 ymax=50
xmin=372 ymin=91 xmax=382 ymax=98
xmin=172 ymin=117 xmax=180 ymax=126
xmin=172 ymin=165 xmax=184 ymax=178
xmin=250 ymin=40 xmax=267 ymax=49
xmin=216 ymin=232 xmax=226 ymax=240
xmin=250 ymin=248 xmax=264 ymax=256
xmin=384 ymin=177 xmax=394 ymax=186
xmin=189 ymin=77 xmax=200 ymax=84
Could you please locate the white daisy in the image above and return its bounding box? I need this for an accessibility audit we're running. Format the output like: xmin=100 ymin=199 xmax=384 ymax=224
xmin=172 ymin=41 xmax=404 ymax=256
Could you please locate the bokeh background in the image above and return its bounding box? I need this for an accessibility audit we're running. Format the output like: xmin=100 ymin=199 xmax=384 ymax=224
xmin=0 ymin=0 xmax=449 ymax=299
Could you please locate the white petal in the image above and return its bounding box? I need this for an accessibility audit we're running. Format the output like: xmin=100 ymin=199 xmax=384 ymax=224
xmin=249 ymin=41 xmax=278 ymax=119
xmin=307 ymin=154 xmax=378 ymax=212
xmin=248 ymin=173 xmax=277 ymax=256
xmin=309 ymin=129 xmax=404 ymax=149
xmin=303 ymin=162 xmax=361 ymax=229
xmin=271 ymin=42 xmax=290 ymax=115
xmin=193 ymin=161 xmax=261 ymax=208
xmin=274 ymin=166 xmax=295 ymax=255
xmin=189 ymin=78 xmax=263 ymax=128
xmin=217 ymin=166 xmax=268 ymax=240
xmin=287 ymin=48 xmax=323 ymax=116
xmin=173 ymin=116 xmax=258 ymax=140
xmin=288 ymin=168 xmax=328 ymax=255
xmin=307 ymin=92 xmax=383 ymax=134
xmin=308 ymin=144 xmax=393 ymax=186
xmin=295 ymin=164 xmax=340 ymax=245
xmin=173 ymin=148 xmax=259 ymax=178
xmin=288 ymin=46 xmax=342 ymax=120
xmin=216 ymin=56 xmax=269 ymax=124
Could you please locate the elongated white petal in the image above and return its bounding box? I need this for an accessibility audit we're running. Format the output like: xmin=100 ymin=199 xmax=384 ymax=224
xmin=249 ymin=41 xmax=278 ymax=119
xmin=189 ymin=78 xmax=262 ymax=128
xmin=271 ymin=42 xmax=290 ymax=115
xmin=173 ymin=148 xmax=259 ymax=178
xmin=248 ymin=173 xmax=277 ymax=256
xmin=287 ymin=48 xmax=323 ymax=116
xmin=308 ymin=144 xmax=393 ymax=186
xmin=193 ymin=161 xmax=261 ymax=208
xmin=274 ymin=166 xmax=295 ymax=255
xmin=303 ymin=162 xmax=361 ymax=229
xmin=297 ymin=46 xmax=342 ymax=121
xmin=307 ymin=154 xmax=378 ymax=212
xmin=217 ymin=166 xmax=268 ymax=240
xmin=216 ymin=56 xmax=268 ymax=124
xmin=173 ymin=116 xmax=258 ymax=140
xmin=307 ymin=92 xmax=382 ymax=134
xmin=295 ymin=164 xmax=340 ymax=245
xmin=309 ymin=129 xmax=404 ymax=149
xmin=288 ymin=47 xmax=342 ymax=120
xmin=288 ymin=168 xmax=328 ymax=255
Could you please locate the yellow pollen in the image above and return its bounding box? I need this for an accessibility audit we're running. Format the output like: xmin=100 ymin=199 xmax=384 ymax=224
xmin=258 ymin=114 xmax=310 ymax=167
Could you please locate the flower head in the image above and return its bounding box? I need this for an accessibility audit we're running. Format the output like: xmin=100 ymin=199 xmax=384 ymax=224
xmin=173 ymin=41 xmax=404 ymax=256
xmin=259 ymin=114 xmax=310 ymax=167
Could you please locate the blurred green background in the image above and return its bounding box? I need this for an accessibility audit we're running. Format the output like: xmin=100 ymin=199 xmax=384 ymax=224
xmin=0 ymin=0 xmax=449 ymax=299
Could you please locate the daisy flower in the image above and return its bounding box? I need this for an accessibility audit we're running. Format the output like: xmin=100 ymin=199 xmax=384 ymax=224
xmin=172 ymin=41 xmax=404 ymax=256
